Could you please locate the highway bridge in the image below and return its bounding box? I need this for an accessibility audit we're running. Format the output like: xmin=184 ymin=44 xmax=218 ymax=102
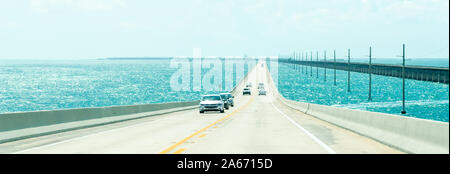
xmin=0 ymin=60 xmax=448 ymax=154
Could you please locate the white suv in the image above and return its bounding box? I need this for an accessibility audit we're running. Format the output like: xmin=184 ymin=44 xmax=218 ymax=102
xmin=199 ymin=95 xmax=225 ymax=113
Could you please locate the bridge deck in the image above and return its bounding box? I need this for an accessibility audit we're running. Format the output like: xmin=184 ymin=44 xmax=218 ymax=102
xmin=2 ymin=61 xmax=403 ymax=154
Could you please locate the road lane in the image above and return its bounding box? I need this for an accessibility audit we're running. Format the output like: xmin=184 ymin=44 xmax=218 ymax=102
xmin=178 ymin=63 xmax=332 ymax=153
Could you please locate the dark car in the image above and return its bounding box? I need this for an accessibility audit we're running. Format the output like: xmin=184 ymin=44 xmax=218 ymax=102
xmin=243 ymin=87 xmax=251 ymax=95
xmin=220 ymin=93 xmax=231 ymax=109
xmin=220 ymin=93 xmax=234 ymax=107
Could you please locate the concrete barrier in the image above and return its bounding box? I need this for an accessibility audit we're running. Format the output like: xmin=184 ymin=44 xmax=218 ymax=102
xmin=305 ymin=103 xmax=449 ymax=154
xmin=264 ymin=62 xmax=449 ymax=154
xmin=0 ymin=101 xmax=199 ymax=144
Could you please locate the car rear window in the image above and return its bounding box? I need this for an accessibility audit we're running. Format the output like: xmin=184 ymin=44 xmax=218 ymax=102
xmin=202 ymin=96 xmax=221 ymax=101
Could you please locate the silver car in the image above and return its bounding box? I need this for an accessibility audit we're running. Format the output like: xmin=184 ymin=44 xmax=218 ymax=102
xmin=258 ymin=89 xmax=267 ymax=95
xmin=199 ymin=95 xmax=225 ymax=113
xmin=258 ymin=83 xmax=264 ymax=90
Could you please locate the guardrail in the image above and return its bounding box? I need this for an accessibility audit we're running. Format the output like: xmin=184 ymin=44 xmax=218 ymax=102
xmin=264 ymin=62 xmax=449 ymax=154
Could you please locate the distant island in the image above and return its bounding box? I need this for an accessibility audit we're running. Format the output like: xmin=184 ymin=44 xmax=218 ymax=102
xmin=99 ymin=57 xmax=173 ymax=60
xmin=99 ymin=57 xmax=260 ymax=60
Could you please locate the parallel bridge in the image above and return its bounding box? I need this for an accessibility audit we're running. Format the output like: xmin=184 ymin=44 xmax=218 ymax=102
xmin=280 ymin=59 xmax=449 ymax=84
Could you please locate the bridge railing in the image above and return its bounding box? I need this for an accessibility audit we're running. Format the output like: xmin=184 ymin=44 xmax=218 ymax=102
xmin=277 ymin=59 xmax=449 ymax=84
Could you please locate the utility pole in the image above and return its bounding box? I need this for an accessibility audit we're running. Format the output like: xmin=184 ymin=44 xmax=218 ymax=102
xmin=347 ymin=48 xmax=351 ymax=92
xmin=324 ymin=50 xmax=327 ymax=82
xmin=295 ymin=51 xmax=298 ymax=71
xmin=310 ymin=51 xmax=313 ymax=77
xmin=401 ymin=44 xmax=406 ymax=114
xmin=334 ymin=50 xmax=336 ymax=86
xmin=294 ymin=51 xmax=296 ymax=70
xmin=368 ymin=46 xmax=372 ymax=101
xmin=297 ymin=51 xmax=299 ymax=71
xmin=306 ymin=52 xmax=308 ymax=75
xmin=301 ymin=52 xmax=304 ymax=73
xmin=316 ymin=51 xmax=319 ymax=78
xmin=298 ymin=52 xmax=300 ymax=71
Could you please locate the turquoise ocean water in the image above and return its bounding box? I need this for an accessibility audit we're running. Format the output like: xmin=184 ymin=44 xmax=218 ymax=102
xmin=1 ymin=58 xmax=448 ymax=122
xmin=270 ymin=58 xmax=449 ymax=122
xmin=0 ymin=58 xmax=254 ymax=114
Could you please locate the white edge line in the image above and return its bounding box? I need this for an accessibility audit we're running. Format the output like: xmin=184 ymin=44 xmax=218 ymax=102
xmin=271 ymin=102 xmax=337 ymax=154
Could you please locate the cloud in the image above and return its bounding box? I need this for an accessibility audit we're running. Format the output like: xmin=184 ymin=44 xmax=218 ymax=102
xmin=30 ymin=0 xmax=125 ymax=13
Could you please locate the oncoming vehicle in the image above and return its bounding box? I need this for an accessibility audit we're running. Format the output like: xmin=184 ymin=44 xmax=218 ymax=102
xmin=199 ymin=95 xmax=225 ymax=113
xmin=243 ymin=87 xmax=251 ymax=95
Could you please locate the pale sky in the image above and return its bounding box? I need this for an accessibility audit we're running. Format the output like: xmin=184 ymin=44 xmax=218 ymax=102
xmin=0 ymin=0 xmax=448 ymax=59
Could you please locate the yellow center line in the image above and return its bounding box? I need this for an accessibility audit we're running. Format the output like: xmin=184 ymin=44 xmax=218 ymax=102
xmin=159 ymin=95 xmax=256 ymax=154
xmin=173 ymin=148 xmax=186 ymax=154
xmin=198 ymin=134 xmax=206 ymax=138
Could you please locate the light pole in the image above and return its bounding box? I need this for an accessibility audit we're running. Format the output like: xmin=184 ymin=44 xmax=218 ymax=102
xmin=401 ymin=44 xmax=406 ymax=114
xmin=347 ymin=48 xmax=351 ymax=92
xmin=316 ymin=51 xmax=319 ymax=79
xmin=306 ymin=52 xmax=308 ymax=75
xmin=301 ymin=52 xmax=304 ymax=73
xmin=334 ymin=50 xmax=336 ymax=86
xmin=369 ymin=46 xmax=372 ymax=101
xmin=310 ymin=51 xmax=313 ymax=77
xmin=324 ymin=50 xmax=327 ymax=82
